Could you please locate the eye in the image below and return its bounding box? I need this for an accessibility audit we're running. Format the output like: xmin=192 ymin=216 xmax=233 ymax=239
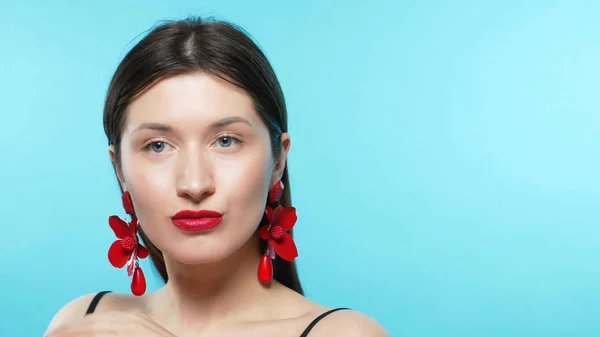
xmin=216 ymin=136 xmax=241 ymax=148
xmin=143 ymin=141 xmax=171 ymax=153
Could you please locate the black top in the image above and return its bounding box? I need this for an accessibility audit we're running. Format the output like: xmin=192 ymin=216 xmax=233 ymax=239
xmin=85 ymin=291 xmax=349 ymax=337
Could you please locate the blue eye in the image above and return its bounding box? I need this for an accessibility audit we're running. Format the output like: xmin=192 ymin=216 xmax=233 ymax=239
xmin=147 ymin=141 xmax=168 ymax=153
xmin=217 ymin=136 xmax=239 ymax=148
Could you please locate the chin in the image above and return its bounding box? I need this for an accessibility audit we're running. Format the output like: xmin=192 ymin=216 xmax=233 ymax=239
xmin=159 ymin=234 xmax=244 ymax=265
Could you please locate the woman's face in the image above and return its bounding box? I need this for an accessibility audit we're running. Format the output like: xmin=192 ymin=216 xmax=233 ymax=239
xmin=110 ymin=73 xmax=289 ymax=265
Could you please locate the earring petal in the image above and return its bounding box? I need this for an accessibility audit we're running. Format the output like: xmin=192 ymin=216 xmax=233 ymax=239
xmin=122 ymin=191 xmax=135 ymax=216
xmin=108 ymin=240 xmax=129 ymax=268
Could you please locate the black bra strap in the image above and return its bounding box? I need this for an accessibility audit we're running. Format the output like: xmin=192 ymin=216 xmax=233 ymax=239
xmin=85 ymin=291 xmax=112 ymax=315
xmin=299 ymin=308 xmax=350 ymax=337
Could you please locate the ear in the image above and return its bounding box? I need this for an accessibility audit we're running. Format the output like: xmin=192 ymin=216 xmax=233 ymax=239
xmin=272 ymin=133 xmax=291 ymax=185
xmin=109 ymin=144 xmax=127 ymax=192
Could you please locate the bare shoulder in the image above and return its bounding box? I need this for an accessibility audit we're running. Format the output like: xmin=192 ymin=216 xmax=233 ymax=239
xmin=307 ymin=309 xmax=390 ymax=337
xmin=45 ymin=293 xmax=97 ymax=333
xmin=44 ymin=292 xmax=139 ymax=334
xmin=272 ymin=285 xmax=389 ymax=336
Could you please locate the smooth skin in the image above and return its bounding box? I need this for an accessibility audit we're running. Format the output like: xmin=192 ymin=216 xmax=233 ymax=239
xmin=45 ymin=73 xmax=389 ymax=337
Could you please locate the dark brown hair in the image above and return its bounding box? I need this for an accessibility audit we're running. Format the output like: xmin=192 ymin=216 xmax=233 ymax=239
xmin=102 ymin=17 xmax=303 ymax=294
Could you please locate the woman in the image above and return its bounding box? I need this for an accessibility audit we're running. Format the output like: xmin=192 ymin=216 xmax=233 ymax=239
xmin=45 ymin=17 xmax=389 ymax=337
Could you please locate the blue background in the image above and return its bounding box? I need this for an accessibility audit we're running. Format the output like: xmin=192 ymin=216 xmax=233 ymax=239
xmin=1 ymin=1 xmax=599 ymax=336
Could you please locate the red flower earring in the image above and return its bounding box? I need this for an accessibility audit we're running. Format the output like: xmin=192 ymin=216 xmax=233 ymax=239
xmin=258 ymin=180 xmax=298 ymax=284
xmin=108 ymin=191 xmax=148 ymax=296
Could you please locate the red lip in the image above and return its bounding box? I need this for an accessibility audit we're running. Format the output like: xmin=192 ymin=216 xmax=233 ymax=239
xmin=171 ymin=210 xmax=223 ymax=232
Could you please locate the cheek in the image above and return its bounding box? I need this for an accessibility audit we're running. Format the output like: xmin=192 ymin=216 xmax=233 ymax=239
xmin=121 ymin=153 xmax=174 ymax=221
xmin=217 ymin=151 xmax=272 ymax=215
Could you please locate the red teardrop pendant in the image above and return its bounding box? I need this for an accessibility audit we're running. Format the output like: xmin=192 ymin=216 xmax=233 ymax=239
xmin=258 ymin=254 xmax=273 ymax=284
xmin=131 ymin=267 xmax=146 ymax=296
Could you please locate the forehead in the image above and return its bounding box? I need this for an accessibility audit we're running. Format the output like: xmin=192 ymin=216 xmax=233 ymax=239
xmin=125 ymin=72 xmax=259 ymax=127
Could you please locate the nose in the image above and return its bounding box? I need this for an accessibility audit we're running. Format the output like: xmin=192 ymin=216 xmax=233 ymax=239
xmin=175 ymin=148 xmax=215 ymax=203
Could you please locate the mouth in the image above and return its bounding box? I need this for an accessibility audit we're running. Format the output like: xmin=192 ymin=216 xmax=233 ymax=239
xmin=171 ymin=210 xmax=223 ymax=232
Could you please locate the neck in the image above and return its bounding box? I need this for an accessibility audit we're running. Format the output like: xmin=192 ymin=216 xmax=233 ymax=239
xmin=146 ymin=234 xmax=282 ymax=331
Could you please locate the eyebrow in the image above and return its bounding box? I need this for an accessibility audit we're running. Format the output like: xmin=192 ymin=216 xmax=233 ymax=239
xmin=132 ymin=117 xmax=253 ymax=134
xmin=211 ymin=116 xmax=253 ymax=128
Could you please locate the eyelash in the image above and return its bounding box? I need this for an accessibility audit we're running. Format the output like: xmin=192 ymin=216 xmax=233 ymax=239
xmin=141 ymin=138 xmax=170 ymax=153
xmin=214 ymin=134 xmax=243 ymax=149
xmin=141 ymin=135 xmax=243 ymax=153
